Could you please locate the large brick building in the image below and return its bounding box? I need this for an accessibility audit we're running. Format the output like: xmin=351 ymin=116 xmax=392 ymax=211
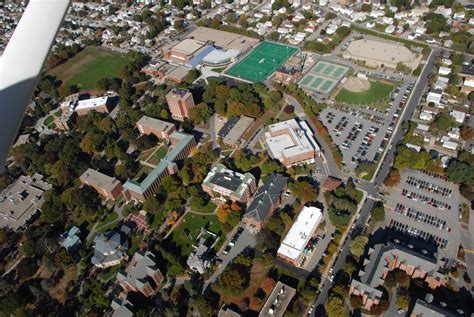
xmin=349 ymin=243 xmax=448 ymax=311
xmin=124 ymin=131 xmax=195 ymax=201
xmin=243 ymin=174 xmax=288 ymax=233
xmin=79 ymin=168 xmax=124 ymax=201
xmin=202 ymin=164 xmax=256 ymax=204
xmin=264 ymin=119 xmax=320 ymax=167
xmin=166 ymin=88 xmax=195 ymax=121
xmin=136 ymin=116 xmax=176 ymax=142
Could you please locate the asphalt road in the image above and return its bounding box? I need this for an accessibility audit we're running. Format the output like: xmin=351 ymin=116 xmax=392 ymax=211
xmin=310 ymin=48 xmax=438 ymax=315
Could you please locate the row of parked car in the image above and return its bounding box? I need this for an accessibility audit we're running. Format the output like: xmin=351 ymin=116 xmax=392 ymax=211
xmin=353 ymin=126 xmax=379 ymax=162
xmin=394 ymin=203 xmax=450 ymax=231
xmin=405 ymin=175 xmax=452 ymax=198
xmin=341 ymin=122 xmax=363 ymax=150
xmin=401 ymin=189 xmax=451 ymax=211
xmin=389 ymin=219 xmax=448 ymax=249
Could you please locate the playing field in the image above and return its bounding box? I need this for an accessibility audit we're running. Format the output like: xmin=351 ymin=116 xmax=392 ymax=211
xmin=299 ymin=60 xmax=349 ymax=95
xmin=335 ymin=80 xmax=395 ymax=105
xmin=49 ymin=46 xmax=130 ymax=90
xmin=226 ymin=41 xmax=298 ymax=83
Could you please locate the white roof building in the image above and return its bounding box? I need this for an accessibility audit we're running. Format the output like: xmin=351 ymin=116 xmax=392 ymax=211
xmin=450 ymin=110 xmax=466 ymax=124
xmin=264 ymin=119 xmax=320 ymax=167
xmin=420 ymin=111 xmax=434 ymax=121
xmin=438 ymin=66 xmax=451 ymax=76
xmin=277 ymin=206 xmax=322 ymax=265
xmin=427 ymin=91 xmax=442 ymax=105
xmin=417 ymin=124 xmax=430 ymax=132
xmin=75 ymin=96 xmax=109 ymax=112
xmin=448 ymin=127 xmax=460 ymax=140
xmin=442 ymin=139 xmax=458 ymax=151
xmin=385 ymin=25 xmax=395 ymax=34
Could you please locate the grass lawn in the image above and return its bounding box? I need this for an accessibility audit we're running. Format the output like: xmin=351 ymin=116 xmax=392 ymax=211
xmin=96 ymin=212 xmax=119 ymax=233
xmin=335 ymin=80 xmax=394 ymax=106
xmin=98 ymin=265 xmax=119 ymax=282
xmin=147 ymin=145 xmax=169 ymax=165
xmin=171 ymin=213 xmax=223 ymax=257
xmin=49 ymin=46 xmax=130 ymax=91
xmin=54 ymin=110 xmax=62 ymax=117
xmin=190 ymin=201 xmax=217 ymax=214
xmin=44 ymin=115 xmax=54 ymax=126
xmin=138 ymin=147 xmax=158 ymax=161
xmin=211 ymin=67 xmax=226 ymax=73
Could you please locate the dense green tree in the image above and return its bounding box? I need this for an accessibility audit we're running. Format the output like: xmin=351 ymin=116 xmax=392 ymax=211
xmin=349 ymin=235 xmax=368 ymax=259
xmin=372 ymin=206 xmax=385 ymax=222
xmin=215 ymin=269 xmax=248 ymax=295
xmin=446 ymin=160 xmax=474 ymax=185
xmin=189 ymin=102 xmax=213 ymax=124
xmin=325 ymin=295 xmax=348 ymax=317
xmin=288 ymin=180 xmax=317 ymax=203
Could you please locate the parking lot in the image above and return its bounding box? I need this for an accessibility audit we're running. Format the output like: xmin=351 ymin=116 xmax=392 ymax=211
xmin=320 ymin=78 xmax=414 ymax=171
xmin=384 ymin=169 xmax=461 ymax=259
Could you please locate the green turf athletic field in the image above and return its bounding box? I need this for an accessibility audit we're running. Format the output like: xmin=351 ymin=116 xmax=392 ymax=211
xmin=335 ymin=80 xmax=395 ymax=105
xmin=226 ymin=41 xmax=297 ymax=83
xmin=299 ymin=60 xmax=349 ymax=95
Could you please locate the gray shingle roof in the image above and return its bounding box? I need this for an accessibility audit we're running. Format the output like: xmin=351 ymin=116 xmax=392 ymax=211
xmin=244 ymin=174 xmax=288 ymax=223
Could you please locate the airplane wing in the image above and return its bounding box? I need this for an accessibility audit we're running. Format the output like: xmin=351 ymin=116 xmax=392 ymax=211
xmin=0 ymin=0 xmax=71 ymax=169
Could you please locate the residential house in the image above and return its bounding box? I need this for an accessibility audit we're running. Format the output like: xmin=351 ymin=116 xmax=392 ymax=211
xmin=187 ymin=228 xmax=219 ymax=274
xmin=59 ymin=226 xmax=81 ymax=250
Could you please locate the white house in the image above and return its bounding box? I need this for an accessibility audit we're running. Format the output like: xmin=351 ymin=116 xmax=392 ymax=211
xmin=420 ymin=111 xmax=434 ymax=121
xmin=448 ymin=127 xmax=460 ymax=140
xmin=385 ymin=25 xmax=395 ymax=34
xmin=450 ymin=110 xmax=466 ymax=124
xmin=442 ymin=139 xmax=458 ymax=151
xmin=438 ymin=67 xmax=451 ymax=76
xmin=427 ymin=91 xmax=442 ymax=105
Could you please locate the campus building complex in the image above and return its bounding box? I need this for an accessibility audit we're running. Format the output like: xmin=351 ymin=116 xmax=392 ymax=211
xmin=277 ymin=206 xmax=322 ymax=266
xmin=136 ymin=116 xmax=176 ymax=142
xmin=243 ymin=173 xmax=288 ymax=233
xmin=202 ymin=163 xmax=256 ymax=204
xmin=80 ymin=168 xmax=124 ymax=201
xmin=264 ymin=119 xmax=320 ymax=167
xmin=259 ymin=281 xmax=296 ymax=317
xmin=349 ymin=243 xmax=448 ymax=311
xmin=218 ymin=116 xmax=254 ymax=148
xmin=123 ymin=131 xmax=195 ymax=201
xmin=0 ymin=174 xmax=51 ymax=231
xmin=92 ymin=225 xmax=130 ymax=269
xmin=116 ymin=251 xmax=164 ymax=297
xmin=166 ymin=88 xmax=195 ymax=121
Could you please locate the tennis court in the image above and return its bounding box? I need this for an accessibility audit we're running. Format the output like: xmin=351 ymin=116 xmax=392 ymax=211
xmin=299 ymin=60 xmax=349 ymax=95
xmin=226 ymin=41 xmax=298 ymax=83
